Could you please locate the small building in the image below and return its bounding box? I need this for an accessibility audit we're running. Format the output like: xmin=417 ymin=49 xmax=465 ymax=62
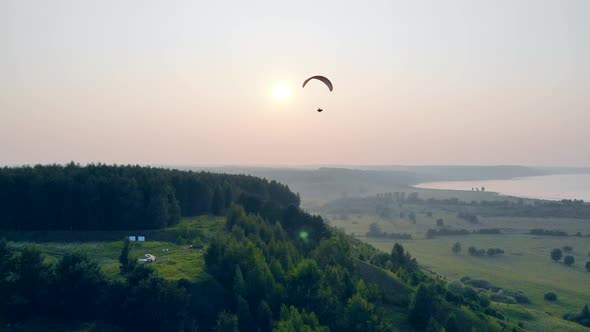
xmin=138 ymin=236 xmax=145 ymax=242
xmin=129 ymin=236 xmax=136 ymax=241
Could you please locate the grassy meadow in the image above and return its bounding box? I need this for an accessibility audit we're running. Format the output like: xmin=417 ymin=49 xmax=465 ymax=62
xmin=367 ymin=235 xmax=590 ymax=331
xmin=8 ymin=240 xmax=206 ymax=281
xmin=5 ymin=216 xmax=224 ymax=281
xmin=319 ymin=187 xmax=590 ymax=331
xmin=325 ymin=209 xmax=590 ymax=238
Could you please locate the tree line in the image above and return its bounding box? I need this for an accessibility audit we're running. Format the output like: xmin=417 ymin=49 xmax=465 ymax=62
xmin=451 ymin=243 xmax=504 ymax=257
xmin=0 ymin=163 xmax=299 ymax=230
xmin=468 ymin=246 xmax=504 ymax=257
xmin=530 ymin=229 xmax=568 ymax=236
xmin=365 ymin=223 xmax=412 ymax=240
xmin=322 ymin=192 xmax=590 ymax=220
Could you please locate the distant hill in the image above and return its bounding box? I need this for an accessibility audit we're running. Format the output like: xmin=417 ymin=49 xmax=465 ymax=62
xmin=185 ymin=166 xmax=426 ymax=205
xmin=182 ymin=165 xmax=548 ymax=206
xmin=359 ymin=165 xmax=549 ymax=181
xmin=535 ymin=166 xmax=590 ymax=175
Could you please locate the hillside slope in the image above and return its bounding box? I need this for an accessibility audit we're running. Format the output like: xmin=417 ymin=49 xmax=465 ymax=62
xmin=0 ymin=166 xmax=518 ymax=331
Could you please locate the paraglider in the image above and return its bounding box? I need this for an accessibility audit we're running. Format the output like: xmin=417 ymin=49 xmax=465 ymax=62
xmin=302 ymin=75 xmax=333 ymax=112
xmin=302 ymin=75 xmax=333 ymax=91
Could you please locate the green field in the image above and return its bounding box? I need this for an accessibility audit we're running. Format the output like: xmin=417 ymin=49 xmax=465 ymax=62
xmin=325 ymin=210 xmax=590 ymax=239
xmin=319 ymin=188 xmax=590 ymax=332
xmin=9 ymin=240 xmax=205 ymax=281
xmin=366 ymin=235 xmax=590 ymax=331
xmin=5 ymin=216 xmax=224 ymax=281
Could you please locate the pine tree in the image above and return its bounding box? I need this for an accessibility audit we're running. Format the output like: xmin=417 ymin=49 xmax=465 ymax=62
xmin=212 ymin=188 xmax=225 ymax=215
xmin=0 ymin=239 xmax=12 ymax=279
xmin=214 ymin=311 xmax=239 ymax=332
xmin=391 ymin=243 xmax=406 ymax=270
xmin=119 ymin=237 xmax=134 ymax=274
xmin=256 ymin=300 xmax=273 ymax=332
xmin=236 ymin=295 xmax=253 ymax=332
xmin=446 ymin=313 xmax=459 ymax=332
xmin=426 ymin=317 xmax=445 ymax=332
xmin=233 ymin=265 xmax=246 ymax=299
xmin=409 ymin=283 xmax=440 ymax=329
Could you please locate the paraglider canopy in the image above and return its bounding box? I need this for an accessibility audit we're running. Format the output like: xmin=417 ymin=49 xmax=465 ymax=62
xmin=302 ymin=75 xmax=333 ymax=92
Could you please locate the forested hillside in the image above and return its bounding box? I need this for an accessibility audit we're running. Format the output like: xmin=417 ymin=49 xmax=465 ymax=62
xmin=0 ymin=206 xmax=509 ymax=332
xmin=0 ymin=166 xmax=513 ymax=331
xmin=0 ymin=164 xmax=299 ymax=230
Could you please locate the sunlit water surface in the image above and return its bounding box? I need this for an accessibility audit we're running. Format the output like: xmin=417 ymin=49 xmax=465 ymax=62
xmin=415 ymin=174 xmax=590 ymax=201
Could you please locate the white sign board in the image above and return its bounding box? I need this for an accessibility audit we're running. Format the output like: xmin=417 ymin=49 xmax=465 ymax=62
xmin=138 ymin=236 xmax=145 ymax=242
xmin=129 ymin=236 xmax=136 ymax=241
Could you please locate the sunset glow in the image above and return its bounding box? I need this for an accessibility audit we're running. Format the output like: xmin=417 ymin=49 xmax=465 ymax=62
xmin=271 ymin=82 xmax=292 ymax=102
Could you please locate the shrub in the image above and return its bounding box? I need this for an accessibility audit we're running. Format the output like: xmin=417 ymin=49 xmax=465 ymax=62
xmin=445 ymin=291 xmax=464 ymax=305
xmin=484 ymin=307 xmax=504 ymax=320
xmin=448 ymin=280 xmax=464 ymax=293
xmin=490 ymin=294 xmax=517 ymax=304
xmin=514 ymin=293 xmax=530 ymax=304
xmin=544 ymin=292 xmax=557 ymax=301
xmin=550 ymin=248 xmax=563 ymax=262
xmin=479 ymin=294 xmax=491 ymax=308
xmin=531 ymin=229 xmax=567 ymax=236
xmin=426 ymin=228 xmax=469 ymax=239
xmin=452 ymin=242 xmax=461 ymax=254
xmin=564 ymin=255 xmax=575 ymax=266
xmin=463 ymin=279 xmax=493 ymax=290
xmin=457 ymin=212 xmax=479 ymax=224
xmin=486 ymin=248 xmax=505 ymax=256
xmin=366 ymin=222 xmax=412 ymax=239
xmin=467 ymin=246 xmax=499 ymax=257
xmin=563 ymin=304 xmax=590 ymax=328
xmin=475 ymin=228 xmax=501 ymax=234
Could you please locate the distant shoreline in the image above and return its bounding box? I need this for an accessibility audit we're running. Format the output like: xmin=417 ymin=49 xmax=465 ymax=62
xmin=414 ymin=174 xmax=590 ymax=202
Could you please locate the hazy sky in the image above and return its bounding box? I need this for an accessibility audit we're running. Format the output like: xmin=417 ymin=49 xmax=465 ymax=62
xmin=1 ymin=0 xmax=589 ymax=166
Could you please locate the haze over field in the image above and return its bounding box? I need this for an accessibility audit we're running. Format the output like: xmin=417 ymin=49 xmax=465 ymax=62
xmin=2 ymin=0 xmax=589 ymax=166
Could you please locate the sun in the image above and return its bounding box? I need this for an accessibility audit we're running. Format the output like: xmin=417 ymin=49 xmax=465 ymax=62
xmin=271 ymin=81 xmax=292 ymax=101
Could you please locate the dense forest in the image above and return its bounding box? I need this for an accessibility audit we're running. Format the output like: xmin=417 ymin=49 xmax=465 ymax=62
xmin=0 ymin=164 xmax=299 ymax=230
xmin=0 ymin=166 xmax=513 ymax=331
xmin=0 ymin=205 xmax=507 ymax=331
